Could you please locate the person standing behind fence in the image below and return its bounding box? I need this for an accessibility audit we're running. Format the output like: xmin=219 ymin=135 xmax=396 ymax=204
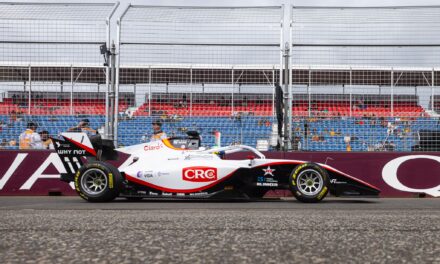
xmin=39 ymin=130 xmax=54 ymax=149
xmin=68 ymin=119 xmax=97 ymax=137
xmin=19 ymin=122 xmax=43 ymax=149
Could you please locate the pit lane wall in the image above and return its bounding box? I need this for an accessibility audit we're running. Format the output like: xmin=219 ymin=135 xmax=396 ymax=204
xmin=0 ymin=150 xmax=439 ymax=197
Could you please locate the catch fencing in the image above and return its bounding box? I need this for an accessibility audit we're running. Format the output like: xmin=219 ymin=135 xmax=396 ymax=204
xmin=0 ymin=3 xmax=439 ymax=152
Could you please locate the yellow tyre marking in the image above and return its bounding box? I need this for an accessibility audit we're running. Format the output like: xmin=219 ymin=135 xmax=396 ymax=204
xmin=317 ymin=186 xmax=328 ymax=200
xmin=108 ymin=173 xmax=114 ymax=189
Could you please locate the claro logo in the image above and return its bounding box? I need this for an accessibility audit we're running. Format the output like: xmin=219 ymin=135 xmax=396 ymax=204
xmin=182 ymin=167 xmax=218 ymax=182
xmin=144 ymin=144 xmax=163 ymax=151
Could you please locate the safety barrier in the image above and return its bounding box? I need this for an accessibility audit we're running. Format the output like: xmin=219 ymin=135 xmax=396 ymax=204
xmin=1 ymin=150 xmax=438 ymax=197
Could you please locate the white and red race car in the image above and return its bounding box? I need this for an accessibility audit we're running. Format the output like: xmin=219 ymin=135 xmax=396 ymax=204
xmin=53 ymin=132 xmax=380 ymax=203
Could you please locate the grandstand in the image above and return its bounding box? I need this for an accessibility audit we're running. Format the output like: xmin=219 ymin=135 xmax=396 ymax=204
xmin=1 ymin=86 xmax=438 ymax=151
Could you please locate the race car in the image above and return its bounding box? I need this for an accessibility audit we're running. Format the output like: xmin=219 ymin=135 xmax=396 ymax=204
xmin=52 ymin=131 xmax=380 ymax=203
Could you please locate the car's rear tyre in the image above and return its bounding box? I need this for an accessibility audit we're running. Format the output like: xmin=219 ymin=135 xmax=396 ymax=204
xmin=74 ymin=161 xmax=122 ymax=202
xmin=289 ymin=163 xmax=329 ymax=203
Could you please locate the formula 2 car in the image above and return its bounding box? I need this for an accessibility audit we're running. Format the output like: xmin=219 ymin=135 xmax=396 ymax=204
xmin=52 ymin=132 xmax=380 ymax=203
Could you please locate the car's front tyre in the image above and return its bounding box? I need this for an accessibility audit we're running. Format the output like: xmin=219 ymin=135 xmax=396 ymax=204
xmin=289 ymin=163 xmax=329 ymax=203
xmin=74 ymin=161 xmax=122 ymax=202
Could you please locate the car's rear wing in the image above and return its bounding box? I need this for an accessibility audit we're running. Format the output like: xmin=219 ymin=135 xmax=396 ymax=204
xmin=51 ymin=132 xmax=118 ymax=182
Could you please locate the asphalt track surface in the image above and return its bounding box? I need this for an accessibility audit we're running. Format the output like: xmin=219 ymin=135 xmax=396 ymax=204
xmin=0 ymin=197 xmax=439 ymax=263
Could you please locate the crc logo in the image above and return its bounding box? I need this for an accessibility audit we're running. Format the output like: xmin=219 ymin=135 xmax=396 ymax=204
xmin=182 ymin=167 xmax=218 ymax=182
xmin=382 ymin=155 xmax=440 ymax=197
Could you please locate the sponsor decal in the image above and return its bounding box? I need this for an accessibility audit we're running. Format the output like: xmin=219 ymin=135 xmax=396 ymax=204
xmin=189 ymin=192 xmax=209 ymax=196
xmin=56 ymin=149 xmax=86 ymax=155
xmin=55 ymin=142 xmax=72 ymax=149
xmin=137 ymin=170 xmax=167 ymax=179
xmin=292 ymin=164 xmax=307 ymax=180
xmin=262 ymin=166 xmax=276 ymax=176
xmin=182 ymin=167 xmax=218 ymax=182
xmin=257 ymin=176 xmax=278 ymax=185
xmin=137 ymin=171 xmax=154 ymax=179
xmin=144 ymin=144 xmax=163 ymax=151
xmin=382 ymin=155 xmax=440 ymax=197
xmin=330 ymin=179 xmax=347 ymax=184
xmin=256 ymin=182 xmax=278 ymax=187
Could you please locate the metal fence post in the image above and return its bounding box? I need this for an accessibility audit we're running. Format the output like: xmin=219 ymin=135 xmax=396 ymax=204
xmin=288 ymin=13 xmax=293 ymax=151
xmin=28 ymin=65 xmax=31 ymax=115
xmin=272 ymin=66 xmax=275 ymax=117
xmin=308 ymin=67 xmax=311 ymax=118
xmin=349 ymin=67 xmax=352 ymax=117
xmin=231 ymin=67 xmax=234 ymax=115
xmin=112 ymin=41 xmax=118 ymax=147
xmin=190 ymin=66 xmax=193 ymax=117
xmin=279 ymin=5 xmax=284 ymax=99
xmin=105 ymin=2 xmax=119 ymax=140
xmin=148 ymin=66 xmax=151 ymax=116
xmin=432 ymin=68 xmax=435 ymax=111
xmin=391 ymin=67 xmax=394 ymax=117
xmin=70 ymin=66 xmax=73 ymax=115
xmin=283 ymin=42 xmax=291 ymax=151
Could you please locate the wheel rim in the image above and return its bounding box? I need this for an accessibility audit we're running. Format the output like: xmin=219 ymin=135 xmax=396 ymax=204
xmin=81 ymin=168 xmax=108 ymax=195
xmin=297 ymin=169 xmax=324 ymax=196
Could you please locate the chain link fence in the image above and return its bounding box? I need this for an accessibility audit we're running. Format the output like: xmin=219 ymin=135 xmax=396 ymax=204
xmin=0 ymin=2 xmax=118 ymax=149
xmin=290 ymin=6 xmax=440 ymax=151
xmin=0 ymin=3 xmax=439 ymax=152
xmin=116 ymin=6 xmax=282 ymax=148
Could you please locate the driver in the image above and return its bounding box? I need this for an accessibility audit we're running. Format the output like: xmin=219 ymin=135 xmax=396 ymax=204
xmin=142 ymin=120 xmax=167 ymax=142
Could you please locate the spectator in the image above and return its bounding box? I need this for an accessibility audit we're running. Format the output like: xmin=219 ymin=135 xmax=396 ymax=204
xmin=10 ymin=111 xmax=17 ymax=122
xmin=141 ymin=120 xmax=167 ymax=142
xmin=264 ymin=119 xmax=271 ymax=127
xmin=19 ymin=122 xmax=43 ymax=149
xmin=0 ymin=139 xmax=7 ymax=149
xmin=68 ymin=119 xmax=97 ymax=137
xmin=387 ymin=122 xmax=396 ymax=136
xmin=380 ymin=117 xmax=387 ymax=128
xmin=384 ymin=141 xmax=395 ymax=151
xmin=39 ymin=131 xmax=54 ymax=150
xmin=329 ymin=129 xmax=336 ymax=136
xmin=9 ymin=139 xmax=17 ymax=147
xmin=303 ymin=122 xmax=309 ymax=140
xmin=294 ymin=136 xmax=302 ymax=150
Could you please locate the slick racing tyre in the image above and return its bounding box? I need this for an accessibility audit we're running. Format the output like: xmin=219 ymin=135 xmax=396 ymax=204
xmin=289 ymin=163 xmax=329 ymax=203
xmin=74 ymin=161 xmax=123 ymax=202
